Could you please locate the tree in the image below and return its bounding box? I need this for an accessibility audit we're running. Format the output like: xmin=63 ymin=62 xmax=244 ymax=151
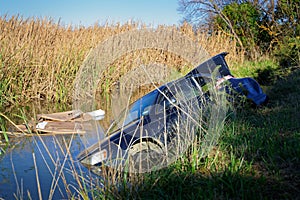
xmin=178 ymin=0 xmax=275 ymax=58
xmin=273 ymin=0 xmax=300 ymax=66
xmin=179 ymin=0 xmax=299 ymax=63
xmin=178 ymin=0 xmax=276 ymax=29
xmin=213 ymin=2 xmax=262 ymax=58
xmin=178 ymin=0 xmax=245 ymax=51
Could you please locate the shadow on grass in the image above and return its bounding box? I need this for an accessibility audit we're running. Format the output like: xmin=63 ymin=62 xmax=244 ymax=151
xmin=220 ymin=67 xmax=300 ymax=199
xmin=118 ymin=169 xmax=266 ymax=200
xmin=254 ymin=60 xmax=299 ymax=86
xmin=107 ymin=68 xmax=300 ymax=199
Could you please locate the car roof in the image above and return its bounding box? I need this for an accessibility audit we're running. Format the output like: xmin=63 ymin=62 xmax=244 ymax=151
xmin=186 ymin=52 xmax=231 ymax=78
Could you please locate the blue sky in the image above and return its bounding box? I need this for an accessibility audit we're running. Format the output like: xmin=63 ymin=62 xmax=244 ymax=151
xmin=0 ymin=0 xmax=182 ymax=27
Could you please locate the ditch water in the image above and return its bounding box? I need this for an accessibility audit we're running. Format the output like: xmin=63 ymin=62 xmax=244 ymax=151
xmin=0 ymin=119 xmax=104 ymax=199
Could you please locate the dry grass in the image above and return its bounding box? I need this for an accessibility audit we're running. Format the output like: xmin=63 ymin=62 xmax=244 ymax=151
xmin=0 ymin=15 xmax=243 ymax=111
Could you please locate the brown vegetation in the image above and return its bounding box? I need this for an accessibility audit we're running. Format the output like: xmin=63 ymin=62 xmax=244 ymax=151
xmin=0 ymin=15 xmax=243 ymax=110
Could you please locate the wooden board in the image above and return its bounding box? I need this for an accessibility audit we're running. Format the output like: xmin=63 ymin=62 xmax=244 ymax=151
xmin=37 ymin=110 xmax=83 ymax=122
xmin=13 ymin=109 xmax=105 ymax=136
xmin=16 ymin=121 xmax=87 ymax=134
xmin=36 ymin=121 xmax=86 ymax=134
xmin=37 ymin=109 xmax=105 ymax=122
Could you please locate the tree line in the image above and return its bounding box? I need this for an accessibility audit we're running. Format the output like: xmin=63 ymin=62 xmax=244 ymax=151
xmin=179 ymin=0 xmax=299 ymax=66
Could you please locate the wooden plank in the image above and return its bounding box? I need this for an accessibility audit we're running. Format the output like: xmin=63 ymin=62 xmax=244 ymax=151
xmin=37 ymin=110 xmax=83 ymax=122
xmin=15 ymin=121 xmax=87 ymax=134
xmin=37 ymin=109 xmax=105 ymax=122
xmin=12 ymin=109 xmax=105 ymax=136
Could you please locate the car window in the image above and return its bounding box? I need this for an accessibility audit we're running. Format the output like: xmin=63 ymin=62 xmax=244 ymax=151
xmin=175 ymin=78 xmax=201 ymax=102
xmin=155 ymin=78 xmax=201 ymax=114
xmin=107 ymin=89 xmax=159 ymax=134
xmin=155 ymin=87 xmax=176 ymax=113
xmin=192 ymin=75 xmax=205 ymax=87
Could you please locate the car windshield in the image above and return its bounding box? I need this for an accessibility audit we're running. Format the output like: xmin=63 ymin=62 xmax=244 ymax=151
xmin=107 ymin=89 xmax=160 ymax=134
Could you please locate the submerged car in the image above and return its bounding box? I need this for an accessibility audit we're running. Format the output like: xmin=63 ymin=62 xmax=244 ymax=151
xmin=77 ymin=52 xmax=267 ymax=173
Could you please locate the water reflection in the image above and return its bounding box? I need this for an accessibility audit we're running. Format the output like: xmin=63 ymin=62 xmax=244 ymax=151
xmin=0 ymin=133 xmax=99 ymax=199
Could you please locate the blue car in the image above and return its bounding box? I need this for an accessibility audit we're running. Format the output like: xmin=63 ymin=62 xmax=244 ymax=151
xmin=77 ymin=52 xmax=267 ymax=173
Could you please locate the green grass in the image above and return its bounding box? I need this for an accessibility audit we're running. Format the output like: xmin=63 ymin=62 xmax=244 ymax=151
xmin=99 ymin=61 xmax=300 ymax=199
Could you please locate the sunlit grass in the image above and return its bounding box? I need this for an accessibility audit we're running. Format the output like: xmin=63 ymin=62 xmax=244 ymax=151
xmin=100 ymin=64 xmax=300 ymax=199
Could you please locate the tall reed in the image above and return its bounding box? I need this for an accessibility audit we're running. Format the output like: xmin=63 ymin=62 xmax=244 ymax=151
xmin=0 ymin=15 xmax=243 ymax=113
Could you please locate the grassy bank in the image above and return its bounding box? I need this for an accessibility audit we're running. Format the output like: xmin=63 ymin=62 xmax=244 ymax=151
xmin=99 ymin=62 xmax=299 ymax=199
